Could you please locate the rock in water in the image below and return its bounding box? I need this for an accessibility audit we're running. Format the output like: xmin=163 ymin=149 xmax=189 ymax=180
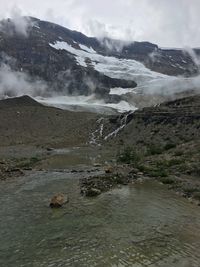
xmin=85 ymin=188 xmax=101 ymax=197
xmin=49 ymin=193 xmax=68 ymax=208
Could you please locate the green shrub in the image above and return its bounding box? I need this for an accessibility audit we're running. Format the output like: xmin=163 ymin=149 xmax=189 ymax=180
xmin=30 ymin=157 xmax=40 ymax=164
xmin=137 ymin=164 xmax=148 ymax=172
xmin=168 ymin=158 xmax=184 ymax=166
xmin=174 ymin=150 xmax=184 ymax=157
xmin=146 ymin=144 xmax=163 ymax=156
xmin=117 ymin=147 xmax=141 ymax=164
xmin=16 ymin=157 xmax=40 ymax=168
xmin=135 ymin=163 xmax=168 ymax=178
xmin=164 ymin=143 xmax=176 ymax=150
xmin=155 ymin=158 xmax=184 ymax=168
xmin=148 ymin=168 xmax=168 ymax=178
xmin=183 ymin=186 xmax=199 ymax=195
xmin=159 ymin=177 xmax=175 ymax=184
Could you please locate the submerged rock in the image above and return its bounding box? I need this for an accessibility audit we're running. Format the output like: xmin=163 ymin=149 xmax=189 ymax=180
xmin=85 ymin=188 xmax=101 ymax=197
xmin=49 ymin=193 xmax=69 ymax=208
xmin=46 ymin=147 xmax=54 ymax=152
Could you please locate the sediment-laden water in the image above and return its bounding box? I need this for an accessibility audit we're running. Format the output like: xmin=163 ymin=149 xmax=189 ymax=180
xmin=0 ymin=169 xmax=200 ymax=267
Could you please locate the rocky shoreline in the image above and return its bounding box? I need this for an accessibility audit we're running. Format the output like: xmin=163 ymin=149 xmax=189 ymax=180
xmin=0 ymin=142 xmax=200 ymax=206
xmin=0 ymin=159 xmax=24 ymax=181
xmin=0 ymin=94 xmax=199 ymax=207
xmin=80 ymin=161 xmax=200 ymax=206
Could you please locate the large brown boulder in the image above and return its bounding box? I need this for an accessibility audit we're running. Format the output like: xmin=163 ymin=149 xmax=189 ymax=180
xmin=49 ymin=193 xmax=69 ymax=208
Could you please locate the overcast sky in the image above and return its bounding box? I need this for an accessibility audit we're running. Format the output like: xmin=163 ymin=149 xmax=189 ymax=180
xmin=0 ymin=0 xmax=199 ymax=48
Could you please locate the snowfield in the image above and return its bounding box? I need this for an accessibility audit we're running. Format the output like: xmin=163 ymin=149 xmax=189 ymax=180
xmin=44 ymin=41 xmax=200 ymax=113
xmin=49 ymin=41 xmax=168 ymax=86
xmin=50 ymin=40 xmax=200 ymax=97
xmin=36 ymin=95 xmax=137 ymax=113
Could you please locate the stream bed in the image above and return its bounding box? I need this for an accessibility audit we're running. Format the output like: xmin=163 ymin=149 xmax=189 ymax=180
xmin=0 ymin=168 xmax=200 ymax=267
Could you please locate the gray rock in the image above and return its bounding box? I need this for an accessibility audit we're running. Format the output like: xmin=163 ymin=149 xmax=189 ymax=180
xmin=85 ymin=188 xmax=101 ymax=197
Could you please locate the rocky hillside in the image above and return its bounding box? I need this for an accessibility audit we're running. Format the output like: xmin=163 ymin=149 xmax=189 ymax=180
xmin=96 ymin=94 xmax=200 ymax=147
xmin=1 ymin=93 xmax=199 ymax=149
xmin=0 ymin=95 xmax=99 ymax=147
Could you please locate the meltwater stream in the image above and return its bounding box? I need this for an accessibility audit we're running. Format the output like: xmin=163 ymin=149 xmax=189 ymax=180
xmin=0 ymin=168 xmax=200 ymax=267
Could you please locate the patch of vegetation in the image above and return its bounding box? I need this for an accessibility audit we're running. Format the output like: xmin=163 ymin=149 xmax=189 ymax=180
xmin=164 ymin=143 xmax=177 ymax=150
xmin=16 ymin=157 xmax=40 ymax=168
xmin=156 ymin=158 xmax=184 ymax=168
xmin=146 ymin=142 xmax=177 ymax=156
xmin=136 ymin=164 xmax=168 ymax=178
xmin=159 ymin=177 xmax=176 ymax=184
xmin=117 ymin=147 xmax=141 ymax=165
xmin=146 ymin=144 xmax=163 ymax=156
xmin=191 ymin=167 xmax=200 ymax=176
xmin=174 ymin=150 xmax=184 ymax=157
xmin=182 ymin=186 xmax=199 ymax=196
xmin=136 ymin=164 xmax=148 ymax=172
xmin=147 ymin=168 xmax=168 ymax=178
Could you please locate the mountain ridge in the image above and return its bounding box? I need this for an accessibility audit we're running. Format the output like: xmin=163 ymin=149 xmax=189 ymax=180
xmin=0 ymin=16 xmax=200 ymax=112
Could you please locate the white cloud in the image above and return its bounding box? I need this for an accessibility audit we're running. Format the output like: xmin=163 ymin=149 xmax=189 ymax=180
xmin=0 ymin=0 xmax=199 ymax=47
xmin=0 ymin=62 xmax=48 ymax=98
xmin=0 ymin=6 xmax=35 ymax=36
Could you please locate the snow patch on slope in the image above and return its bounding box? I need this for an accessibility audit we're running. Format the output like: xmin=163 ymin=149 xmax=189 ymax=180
xmin=79 ymin=44 xmax=97 ymax=54
xmin=50 ymin=41 xmax=88 ymax=67
xmin=50 ymin=41 xmax=168 ymax=86
xmin=109 ymin=87 xmax=137 ymax=95
xmin=36 ymin=95 xmax=137 ymax=113
xmin=49 ymin=41 xmax=200 ymax=98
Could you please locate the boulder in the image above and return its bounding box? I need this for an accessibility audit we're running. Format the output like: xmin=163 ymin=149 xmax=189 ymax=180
xmin=104 ymin=166 xmax=114 ymax=174
xmin=93 ymin=163 xmax=101 ymax=167
xmin=85 ymin=188 xmax=101 ymax=197
xmin=49 ymin=193 xmax=68 ymax=208
xmin=46 ymin=147 xmax=54 ymax=152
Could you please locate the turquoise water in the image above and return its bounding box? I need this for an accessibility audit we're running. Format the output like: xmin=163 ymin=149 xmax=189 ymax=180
xmin=0 ymin=169 xmax=200 ymax=267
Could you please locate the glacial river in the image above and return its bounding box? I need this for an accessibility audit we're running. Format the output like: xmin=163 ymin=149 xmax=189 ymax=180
xmin=0 ymin=166 xmax=200 ymax=267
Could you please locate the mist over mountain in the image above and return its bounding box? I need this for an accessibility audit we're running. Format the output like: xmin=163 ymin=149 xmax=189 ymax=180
xmin=0 ymin=16 xmax=200 ymax=112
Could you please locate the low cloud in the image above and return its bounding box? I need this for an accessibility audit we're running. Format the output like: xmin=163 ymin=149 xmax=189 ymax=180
xmin=100 ymin=38 xmax=131 ymax=53
xmin=183 ymin=47 xmax=200 ymax=70
xmin=148 ymin=50 xmax=161 ymax=63
xmin=138 ymin=75 xmax=200 ymax=96
xmin=0 ymin=6 xmax=34 ymax=36
xmin=0 ymin=61 xmax=49 ymax=98
xmin=0 ymin=0 xmax=200 ymax=47
xmin=84 ymin=19 xmax=136 ymax=43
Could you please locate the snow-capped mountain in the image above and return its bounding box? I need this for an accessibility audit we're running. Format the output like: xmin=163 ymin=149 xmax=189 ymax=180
xmin=0 ymin=16 xmax=199 ymax=113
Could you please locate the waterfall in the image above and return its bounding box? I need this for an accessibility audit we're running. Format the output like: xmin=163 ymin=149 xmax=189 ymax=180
xmin=89 ymin=118 xmax=104 ymax=145
xmin=104 ymin=111 xmax=134 ymax=140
